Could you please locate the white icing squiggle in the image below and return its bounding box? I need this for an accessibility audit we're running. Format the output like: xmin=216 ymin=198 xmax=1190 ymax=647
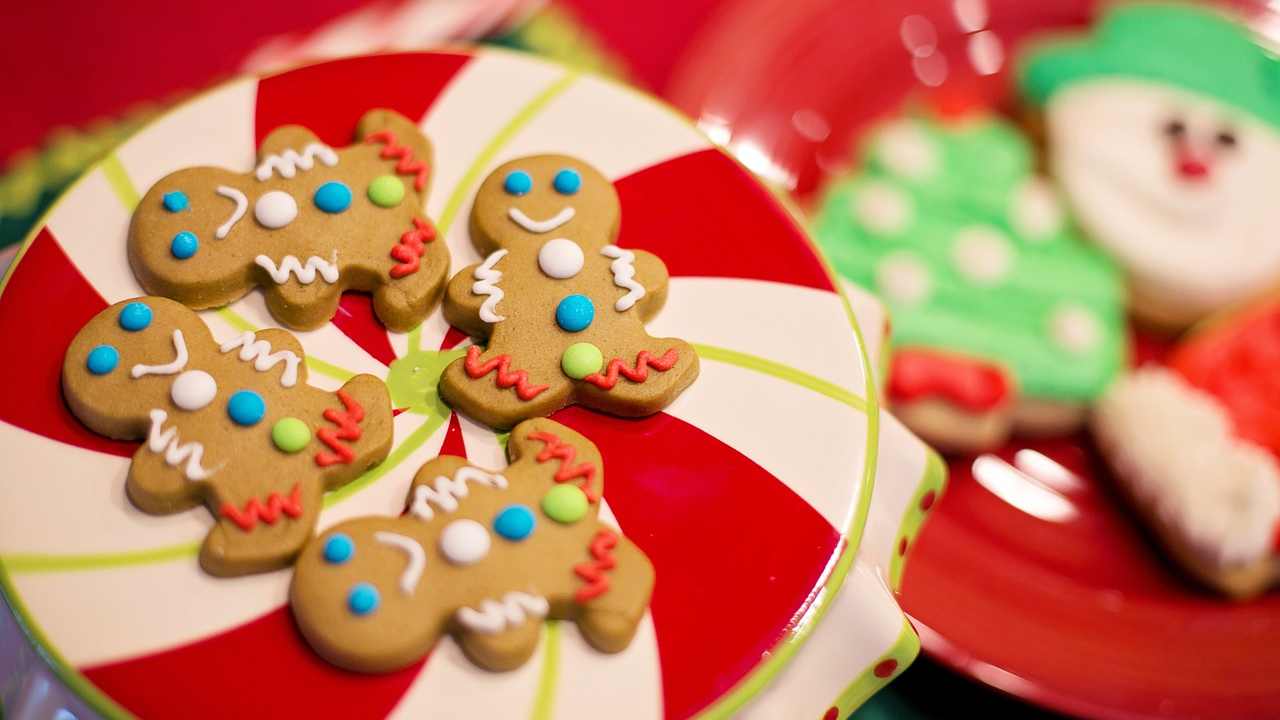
xmin=374 ymin=531 xmax=427 ymax=595
xmin=255 ymin=252 xmax=340 ymax=285
xmin=215 ymin=185 xmax=247 ymax=239
xmin=219 ymin=331 xmax=301 ymax=387
xmin=132 ymin=329 xmax=189 ymax=378
xmin=147 ymin=408 xmax=215 ymax=481
xmin=456 ymin=591 xmax=550 ymax=634
xmin=508 ymin=206 xmax=575 ymax=234
xmin=601 ymin=244 xmax=645 ymax=311
xmin=409 ymin=466 xmax=508 ymax=522
xmin=472 ymin=249 xmax=508 ymax=323
xmin=254 ymin=143 xmax=338 ymax=181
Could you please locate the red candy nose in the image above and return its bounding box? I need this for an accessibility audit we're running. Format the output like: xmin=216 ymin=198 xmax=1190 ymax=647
xmin=1175 ymin=152 xmax=1211 ymax=181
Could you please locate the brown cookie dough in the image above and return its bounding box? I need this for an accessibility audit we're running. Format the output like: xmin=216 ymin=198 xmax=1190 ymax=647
xmin=129 ymin=108 xmax=448 ymax=332
xmin=440 ymin=155 xmax=698 ymax=430
xmin=290 ymin=418 xmax=654 ymax=673
xmin=62 ymin=297 xmax=393 ymax=576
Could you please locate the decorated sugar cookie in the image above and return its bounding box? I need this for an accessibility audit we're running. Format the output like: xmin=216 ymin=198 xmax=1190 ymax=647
xmin=129 ymin=108 xmax=448 ymax=332
xmin=1093 ymin=297 xmax=1280 ymax=598
xmin=62 ymin=297 xmax=393 ymax=576
xmin=1021 ymin=4 xmax=1280 ymax=328
xmin=290 ymin=418 xmax=653 ymax=672
xmin=814 ymin=112 xmax=1125 ymax=451
xmin=439 ymin=155 xmax=698 ymax=430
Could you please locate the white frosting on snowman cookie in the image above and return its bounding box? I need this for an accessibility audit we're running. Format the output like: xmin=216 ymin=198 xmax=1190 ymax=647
xmin=1093 ymin=367 xmax=1280 ymax=568
xmin=1046 ymin=81 xmax=1280 ymax=325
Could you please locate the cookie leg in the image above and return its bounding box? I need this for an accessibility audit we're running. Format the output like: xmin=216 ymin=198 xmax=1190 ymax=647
xmin=574 ymin=530 xmax=654 ymax=654
xmin=262 ymin=280 xmax=344 ymax=331
xmin=375 ymin=238 xmax=449 ymax=333
xmin=455 ymin=611 xmax=544 ymax=672
xmin=199 ymin=476 xmax=324 ymax=576
xmin=439 ymin=348 xmax=572 ymax=431
xmin=578 ymin=337 xmax=699 ymax=417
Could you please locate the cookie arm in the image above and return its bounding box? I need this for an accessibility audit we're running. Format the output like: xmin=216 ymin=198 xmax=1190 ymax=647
xmin=619 ymin=248 xmax=669 ymax=320
xmin=443 ymin=262 xmax=495 ymax=340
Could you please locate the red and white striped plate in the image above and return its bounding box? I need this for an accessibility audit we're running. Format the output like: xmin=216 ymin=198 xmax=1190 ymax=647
xmin=0 ymin=48 xmax=942 ymax=720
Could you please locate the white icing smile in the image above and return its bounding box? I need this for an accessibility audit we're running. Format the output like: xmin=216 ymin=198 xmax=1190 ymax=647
xmin=374 ymin=531 xmax=427 ymax=595
xmin=456 ymin=591 xmax=549 ymax=634
xmin=508 ymin=206 xmax=575 ymax=234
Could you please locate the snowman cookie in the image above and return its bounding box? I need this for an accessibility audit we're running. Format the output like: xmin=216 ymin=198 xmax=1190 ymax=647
xmin=1021 ymin=3 xmax=1280 ymax=329
xmin=129 ymin=108 xmax=448 ymax=332
xmin=814 ymin=112 xmax=1125 ymax=451
xmin=1093 ymin=297 xmax=1280 ymax=598
xmin=290 ymin=418 xmax=653 ymax=672
xmin=439 ymin=154 xmax=698 ymax=430
xmin=62 ymin=297 xmax=393 ymax=576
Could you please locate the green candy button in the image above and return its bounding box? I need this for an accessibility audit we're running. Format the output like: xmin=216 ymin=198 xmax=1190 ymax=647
xmin=272 ymin=417 xmax=312 ymax=453
xmin=368 ymin=175 xmax=405 ymax=207
xmin=561 ymin=342 xmax=604 ymax=379
xmin=542 ymin=484 xmax=589 ymax=524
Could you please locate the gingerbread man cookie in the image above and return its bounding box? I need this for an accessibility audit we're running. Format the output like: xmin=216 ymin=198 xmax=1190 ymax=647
xmin=62 ymin=297 xmax=393 ymax=576
xmin=439 ymin=155 xmax=698 ymax=430
xmin=129 ymin=108 xmax=448 ymax=332
xmin=290 ymin=418 xmax=653 ymax=672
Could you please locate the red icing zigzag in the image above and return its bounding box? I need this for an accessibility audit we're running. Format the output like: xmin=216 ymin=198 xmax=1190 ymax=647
xmin=464 ymin=346 xmax=549 ymax=401
xmin=574 ymin=528 xmax=619 ymax=602
xmin=527 ymin=430 xmax=599 ymax=502
xmin=315 ymin=389 xmax=365 ymax=467
xmin=390 ymin=216 xmax=436 ymax=279
xmin=221 ymin=483 xmax=304 ymax=531
xmin=584 ymin=349 xmax=679 ymax=390
xmin=366 ymin=129 xmax=430 ymax=191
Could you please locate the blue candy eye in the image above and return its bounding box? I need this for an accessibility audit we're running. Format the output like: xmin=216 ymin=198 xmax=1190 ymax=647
xmin=348 ymin=582 xmax=380 ymax=615
xmin=227 ymin=390 xmax=266 ymax=426
xmin=504 ymin=170 xmax=533 ymax=196
xmin=324 ymin=533 xmax=354 ymax=564
xmin=553 ymin=168 xmax=581 ymax=195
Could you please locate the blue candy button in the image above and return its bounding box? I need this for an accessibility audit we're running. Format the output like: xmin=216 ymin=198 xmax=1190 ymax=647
xmin=314 ymin=181 xmax=352 ymax=213
xmin=118 ymin=302 xmax=152 ymax=331
xmin=348 ymin=583 xmax=380 ymax=615
xmin=324 ymin=533 xmax=354 ymax=564
xmin=170 ymin=231 xmax=198 ymax=259
xmin=504 ymin=170 xmax=532 ymax=196
xmin=494 ymin=504 xmax=536 ymax=541
xmin=86 ymin=345 xmax=119 ymax=375
xmin=162 ymin=191 xmax=189 ymax=212
xmin=553 ymin=168 xmax=581 ymax=195
xmin=227 ymin=390 xmax=266 ymax=426
xmin=555 ymin=294 xmax=594 ymax=333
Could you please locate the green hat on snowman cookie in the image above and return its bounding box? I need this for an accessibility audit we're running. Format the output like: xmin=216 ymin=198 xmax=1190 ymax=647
xmin=1020 ymin=3 xmax=1280 ymax=130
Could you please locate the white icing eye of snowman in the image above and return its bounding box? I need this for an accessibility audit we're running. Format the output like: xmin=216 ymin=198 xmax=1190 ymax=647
xmin=254 ymin=190 xmax=298 ymax=229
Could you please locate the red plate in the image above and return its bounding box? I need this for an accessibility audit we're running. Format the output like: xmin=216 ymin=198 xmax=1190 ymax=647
xmin=669 ymin=1 xmax=1280 ymax=718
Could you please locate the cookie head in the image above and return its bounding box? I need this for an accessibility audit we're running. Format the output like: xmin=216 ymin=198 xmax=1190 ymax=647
xmin=291 ymin=520 xmax=437 ymax=671
xmin=129 ymin=166 xmax=258 ymax=300
xmin=63 ymin=297 xmax=218 ymax=436
xmin=1045 ymin=81 xmax=1280 ymax=319
xmin=471 ymin=155 xmax=618 ymax=253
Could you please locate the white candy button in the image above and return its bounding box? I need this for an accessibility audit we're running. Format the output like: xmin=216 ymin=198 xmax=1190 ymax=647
xmin=171 ymin=370 xmax=217 ymax=411
xmin=537 ymin=238 xmax=585 ymax=279
xmin=439 ymin=519 xmax=491 ymax=565
xmin=254 ymin=190 xmax=298 ymax=229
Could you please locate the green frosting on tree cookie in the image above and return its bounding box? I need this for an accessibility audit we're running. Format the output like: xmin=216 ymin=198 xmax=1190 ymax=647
xmin=814 ymin=114 xmax=1125 ymax=402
